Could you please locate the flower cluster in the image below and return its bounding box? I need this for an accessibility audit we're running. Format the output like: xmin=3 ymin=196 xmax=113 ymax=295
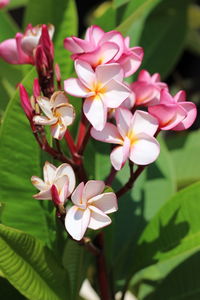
xmin=1 ymin=23 xmax=197 ymax=241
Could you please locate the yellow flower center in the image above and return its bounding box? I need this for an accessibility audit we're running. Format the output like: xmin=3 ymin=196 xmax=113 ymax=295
xmin=127 ymin=130 xmax=137 ymax=146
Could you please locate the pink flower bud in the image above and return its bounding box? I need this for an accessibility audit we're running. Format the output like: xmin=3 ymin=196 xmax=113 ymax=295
xmin=0 ymin=0 xmax=10 ymax=9
xmin=34 ymin=45 xmax=49 ymax=76
xmin=19 ymin=84 xmax=34 ymax=121
xmin=33 ymin=78 xmax=41 ymax=98
xmin=51 ymin=184 xmax=62 ymax=205
xmin=39 ymin=24 xmax=54 ymax=66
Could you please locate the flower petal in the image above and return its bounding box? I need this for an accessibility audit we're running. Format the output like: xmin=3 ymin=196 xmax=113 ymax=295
xmin=88 ymin=192 xmax=118 ymax=214
xmin=33 ymin=189 xmax=52 ymax=200
xmin=54 ymin=175 xmax=69 ymax=204
xmin=36 ymin=96 xmax=53 ymax=119
xmin=83 ymin=97 xmax=107 ymax=131
xmin=33 ymin=115 xmax=57 ymax=125
xmin=83 ymin=180 xmax=105 ymax=202
xmin=110 ymin=140 xmax=130 ymax=171
xmin=96 ymin=63 xmax=124 ymax=86
xmin=91 ymin=123 xmax=122 ymax=144
xmin=130 ymin=110 xmax=158 ymax=136
xmin=64 ymin=37 xmax=84 ymax=53
xmin=65 ymin=206 xmax=91 ymax=241
xmin=64 ymin=78 xmax=94 ymax=98
xmin=88 ymin=206 xmax=111 ymax=230
xmin=129 ymin=133 xmax=160 ymax=165
xmin=50 ymin=121 xmax=66 ymax=140
xmin=85 ymin=25 xmax=105 ymax=45
xmin=50 ymin=91 xmax=69 ymax=107
xmin=21 ymin=35 xmax=40 ymax=56
xmin=120 ymin=47 xmax=144 ymax=77
xmin=102 ymin=79 xmax=131 ymax=108
xmin=99 ymin=30 xmax=124 ymax=60
xmin=0 ymin=38 xmax=19 ymax=64
xmin=172 ymin=102 xmax=197 ymax=131
xmin=31 ymin=176 xmax=47 ymax=191
xmin=56 ymin=104 xmax=75 ymax=127
xmin=43 ymin=161 xmax=56 ymax=184
xmin=115 ymin=107 xmax=132 ymax=138
xmin=56 ymin=163 xmax=76 ymax=197
xmin=71 ymin=182 xmax=85 ymax=206
xmin=75 ymin=60 xmax=95 ymax=88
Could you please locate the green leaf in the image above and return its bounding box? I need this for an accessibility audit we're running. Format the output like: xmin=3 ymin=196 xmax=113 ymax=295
xmin=130 ymin=182 xmax=200 ymax=298
xmin=6 ymin=0 xmax=28 ymax=10
xmin=62 ymin=240 xmax=91 ymax=300
xmin=0 ymin=10 xmax=19 ymax=41
xmin=0 ymin=224 xmax=69 ymax=300
xmin=0 ymin=68 xmax=55 ymax=245
xmin=113 ymin=0 xmax=130 ymax=9
xmin=165 ymin=130 xmax=200 ymax=189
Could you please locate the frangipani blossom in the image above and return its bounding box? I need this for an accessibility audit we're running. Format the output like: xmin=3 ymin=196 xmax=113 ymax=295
xmin=0 ymin=24 xmax=54 ymax=65
xmin=33 ymin=91 xmax=75 ymax=140
xmin=65 ymin=180 xmax=118 ymax=241
xmin=131 ymin=70 xmax=168 ymax=106
xmin=64 ymin=25 xmax=143 ymax=77
xmin=148 ymin=89 xmax=197 ymax=130
xmin=91 ymin=108 xmax=160 ymax=170
xmin=31 ymin=161 xmax=76 ymax=203
xmin=0 ymin=0 xmax=9 ymax=9
xmin=64 ymin=60 xmax=130 ymax=130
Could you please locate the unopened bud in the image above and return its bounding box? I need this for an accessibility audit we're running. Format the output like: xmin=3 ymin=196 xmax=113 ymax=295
xmin=19 ymin=84 xmax=33 ymax=121
xmin=33 ymin=78 xmax=41 ymax=98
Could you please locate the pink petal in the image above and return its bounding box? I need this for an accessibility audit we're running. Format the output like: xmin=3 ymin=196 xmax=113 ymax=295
xmin=31 ymin=176 xmax=47 ymax=191
xmin=54 ymin=175 xmax=69 ymax=204
xmin=83 ymin=180 xmax=105 ymax=202
xmin=43 ymin=161 xmax=56 ymax=184
xmin=132 ymin=82 xmax=160 ymax=106
xmin=83 ymin=97 xmax=107 ymax=131
xmin=65 ymin=206 xmax=91 ymax=240
xmin=88 ymin=192 xmax=118 ymax=214
xmin=102 ymin=79 xmax=131 ymax=108
xmin=159 ymin=89 xmax=174 ymax=105
xmin=85 ymin=25 xmax=105 ymax=45
xmin=64 ymin=78 xmax=94 ymax=98
xmin=129 ymin=133 xmax=160 ymax=165
xmin=110 ymin=138 xmax=130 ymax=170
xmin=33 ymin=115 xmax=57 ymax=125
xmin=0 ymin=39 xmax=20 ymax=64
xmin=174 ymin=90 xmax=186 ymax=102
xmin=173 ymin=102 xmax=197 ymax=131
xmin=96 ymin=63 xmax=124 ymax=86
xmin=78 ymin=42 xmax=119 ymax=68
xmin=119 ymin=47 xmax=144 ymax=77
xmin=91 ymin=123 xmax=122 ymax=144
xmin=115 ymin=107 xmax=132 ymax=138
xmin=21 ymin=35 xmax=40 ymax=55
xmin=152 ymin=73 xmax=161 ymax=83
xmin=72 ymin=36 xmax=92 ymax=52
xmin=130 ymin=110 xmax=158 ymax=136
xmin=75 ymin=60 xmax=95 ymax=89
xmin=99 ymin=30 xmax=124 ymax=60
xmin=88 ymin=206 xmax=111 ymax=230
xmin=64 ymin=37 xmax=84 ymax=53
xmin=56 ymin=163 xmax=76 ymax=197
xmin=138 ymin=70 xmax=151 ymax=82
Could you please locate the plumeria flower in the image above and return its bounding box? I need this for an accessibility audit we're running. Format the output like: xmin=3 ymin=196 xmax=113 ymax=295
xmin=0 ymin=0 xmax=9 ymax=9
xmin=31 ymin=161 xmax=76 ymax=203
xmin=64 ymin=60 xmax=131 ymax=130
xmin=65 ymin=180 xmax=118 ymax=241
xmin=64 ymin=25 xmax=143 ymax=77
xmin=91 ymin=108 xmax=160 ymax=170
xmin=131 ymin=70 xmax=168 ymax=106
xmin=0 ymin=24 xmax=54 ymax=64
xmin=33 ymin=91 xmax=75 ymax=140
xmin=148 ymin=89 xmax=197 ymax=130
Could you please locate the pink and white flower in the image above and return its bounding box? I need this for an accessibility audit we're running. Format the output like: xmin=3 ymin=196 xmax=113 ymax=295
xmin=91 ymin=108 xmax=160 ymax=170
xmin=64 ymin=25 xmax=143 ymax=77
xmin=148 ymin=89 xmax=197 ymax=130
xmin=131 ymin=70 xmax=168 ymax=106
xmin=33 ymin=91 xmax=75 ymax=140
xmin=0 ymin=0 xmax=10 ymax=9
xmin=65 ymin=180 xmax=118 ymax=241
xmin=64 ymin=60 xmax=130 ymax=130
xmin=0 ymin=24 xmax=54 ymax=65
xmin=31 ymin=161 xmax=76 ymax=203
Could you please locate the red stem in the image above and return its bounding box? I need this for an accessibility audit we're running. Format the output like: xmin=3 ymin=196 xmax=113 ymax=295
xmin=77 ymin=102 xmax=88 ymax=151
xmin=78 ymin=124 xmax=92 ymax=155
xmin=105 ymin=166 xmax=118 ymax=186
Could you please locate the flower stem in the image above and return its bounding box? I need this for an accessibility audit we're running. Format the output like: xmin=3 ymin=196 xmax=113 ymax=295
xmin=105 ymin=166 xmax=118 ymax=186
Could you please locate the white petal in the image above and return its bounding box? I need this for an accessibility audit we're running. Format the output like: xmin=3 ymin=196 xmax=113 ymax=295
xmin=102 ymin=79 xmax=131 ymax=108
xmin=88 ymin=192 xmax=118 ymax=214
xmin=56 ymin=163 xmax=76 ymax=197
xmin=64 ymin=78 xmax=94 ymax=98
xmin=37 ymin=97 xmax=53 ymax=119
xmin=54 ymin=175 xmax=69 ymax=203
xmin=91 ymin=123 xmax=122 ymax=144
xmin=88 ymin=206 xmax=111 ymax=230
xmin=110 ymin=140 xmax=130 ymax=170
xmin=115 ymin=107 xmax=132 ymax=138
xmin=31 ymin=176 xmax=47 ymax=191
xmin=33 ymin=115 xmax=57 ymax=125
xmin=129 ymin=133 xmax=160 ymax=165
xmin=96 ymin=63 xmax=124 ymax=86
xmin=83 ymin=180 xmax=105 ymax=202
xmin=21 ymin=36 xmax=40 ymax=55
xmin=43 ymin=161 xmax=56 ymax=184
xmin=75 ymin=60 xmax=95 ymax=89
xmin=131 ymin=110 xmax=158 ymax=136
xmin=50 ymin=91 xmax=69 ymax=107
xmin=71 ymin=182 xmax=85 ymax=206
xmin=50 ymin=122 xmax=66 ymax=140
xmin=83 ymin=97 xmax=107 ymax=131
xmin=55 ymin=104 xmax=75 ymax=127
xmin=33 ymin=188 xmax=52 ymax=200
xmin=65 ymin=206 xmax=90 ymax=241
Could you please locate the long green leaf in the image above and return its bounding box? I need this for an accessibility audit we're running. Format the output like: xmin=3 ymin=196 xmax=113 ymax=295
xmin=0 ymin=224 xmax=69 ymax=300
xmin=130 ymin=182 xmax=200 ymax=298
xmin=0 ymin=68 xmax=54 ymax=245
xmin=0 ymin=10 xmax=19 ymax=41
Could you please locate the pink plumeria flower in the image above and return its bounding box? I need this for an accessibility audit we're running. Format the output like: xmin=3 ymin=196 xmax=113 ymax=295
xmin=31 ymin=161 xmax=76 ymax=203
xmin=33 ymin=91 xmax=75 ymax=140
xmin=0 ymin=24 xmax=54 ymax=64
xmin=64 ymin=60 xmax=130 ymax=130
xmin=0 ymin=0 xmax=9 ymax=9
xmin=131 ymin=70 xmax=168 ymax=106
xmin=64 ymin=25 xmax=143 ymax=77
xmin=148 ymin=89 xmax=197 ymax=131
xmin=65 ymin=180 xmax=118 ymax=241
xmin=91 ymin=108 xmax=160 ymax=170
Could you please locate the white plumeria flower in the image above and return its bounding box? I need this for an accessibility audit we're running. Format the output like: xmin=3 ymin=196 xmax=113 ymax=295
xmin=33 ymin=91 xmax=75 ymax=140
xmin=64 ymin=60 xmax=131 ymax=131
xmin=31 ymin=161 xmax=76 ymax=203
xmin=65 ymin=180 xmax=118 ymax=241
xmin=91 ymin=108 xmax=160 ymax=170
xmin=21 ymin=24 xmax=54 ymax=56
